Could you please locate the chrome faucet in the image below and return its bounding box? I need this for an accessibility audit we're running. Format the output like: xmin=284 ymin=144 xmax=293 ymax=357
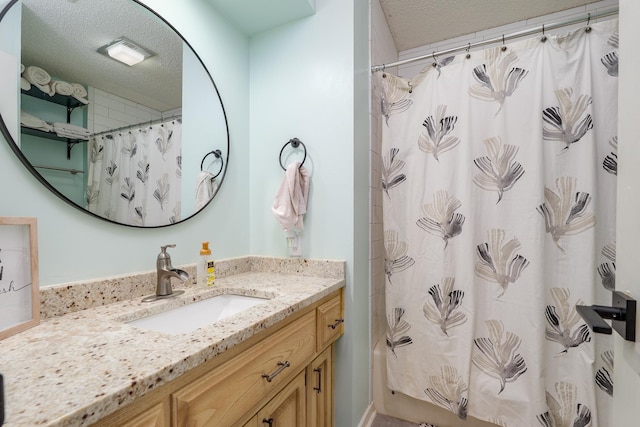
xmin=142 ymin=244 xmax=189 ymax=302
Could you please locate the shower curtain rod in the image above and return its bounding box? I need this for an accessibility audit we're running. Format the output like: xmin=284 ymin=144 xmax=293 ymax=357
xmin=371 ymin=7 xmax=618 ymax=73
xmin=91 ymin=114 xmax=182 ymax=137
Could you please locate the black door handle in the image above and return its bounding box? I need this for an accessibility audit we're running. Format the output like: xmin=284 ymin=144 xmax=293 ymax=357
xmin=576 ymin=290 xmax=636 ymax=341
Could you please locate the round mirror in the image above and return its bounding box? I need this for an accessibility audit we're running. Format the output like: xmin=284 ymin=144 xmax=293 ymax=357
xmin=0 ymin=0 xmax=229 ymax=227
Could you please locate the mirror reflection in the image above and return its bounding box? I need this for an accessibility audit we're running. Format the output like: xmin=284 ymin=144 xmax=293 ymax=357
xmin=0 ymin=0 xmax=229 ymax=227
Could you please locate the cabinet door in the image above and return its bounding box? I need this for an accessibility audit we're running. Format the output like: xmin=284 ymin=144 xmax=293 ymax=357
xmin=242 ymin=415 xmax=259 ymax=427
xmin=258 ymin=371 xmax=306 ymax=427
xmin=91 ymin=397 xmax=170 ymax=427
xmin=307 ymin=346 xmax=333 ymax=427
xmin=118 ymin=400 xmax=170 ymax=427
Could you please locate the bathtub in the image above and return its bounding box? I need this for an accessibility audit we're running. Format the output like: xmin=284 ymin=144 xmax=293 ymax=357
xmin=372 ymin=336 xmax=499 ymax=427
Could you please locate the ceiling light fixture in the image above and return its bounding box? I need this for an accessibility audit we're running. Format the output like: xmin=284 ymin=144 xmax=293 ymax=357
xmin=97 ymin=37 xmax=155 ymax=66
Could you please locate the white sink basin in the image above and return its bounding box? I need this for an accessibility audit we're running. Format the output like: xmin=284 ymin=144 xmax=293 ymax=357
xmin=127 ymin=294 xmax=268 ymax=335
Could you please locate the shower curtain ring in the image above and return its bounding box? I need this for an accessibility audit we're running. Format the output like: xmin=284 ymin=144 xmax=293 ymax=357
xmin=407 ymin=81 xmax=413 ymax=94
xmin=541 ymin=24 xmax=547 ymax=42
xmin=466 ymin=43 xmax=471 ymax=59
xmin=586 ymin=13 xmax=592 ymax=32
xmin=501 ymin=34 xmax=507 ymax=51
xmin=432 ymin=52 xmax=438 ymax=67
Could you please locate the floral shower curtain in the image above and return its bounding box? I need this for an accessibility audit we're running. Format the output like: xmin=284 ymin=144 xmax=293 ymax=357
xmin=381 ymin=19 xmax=618 ymax=427
xmin=85 ymin=119 xmax=182 ymax=226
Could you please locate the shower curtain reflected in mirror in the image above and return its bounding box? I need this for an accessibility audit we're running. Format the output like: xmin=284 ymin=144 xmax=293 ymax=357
xmin=85 ymin=119 xmax=182 ymax=227
xmin=381 ymin=19 xmax=618 ymax=426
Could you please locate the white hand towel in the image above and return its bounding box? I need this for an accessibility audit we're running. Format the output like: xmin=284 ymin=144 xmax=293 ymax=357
xmin=195 ymin=171 xmax=219 ymax=210
xmin=272 ymin=162 xmax=310 ymax=231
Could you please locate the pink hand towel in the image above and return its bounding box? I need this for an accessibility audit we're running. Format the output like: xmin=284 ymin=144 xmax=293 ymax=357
xmin=272 ymin=162 xmax=310 ymax=231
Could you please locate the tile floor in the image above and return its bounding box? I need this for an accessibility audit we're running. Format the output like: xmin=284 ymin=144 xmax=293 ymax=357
xmin=372 ymin=413 xmax=438 ymax=427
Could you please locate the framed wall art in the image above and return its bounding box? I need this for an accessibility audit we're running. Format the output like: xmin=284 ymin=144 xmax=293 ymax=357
xmin=0 ymin=217 xmax=39 ymax=339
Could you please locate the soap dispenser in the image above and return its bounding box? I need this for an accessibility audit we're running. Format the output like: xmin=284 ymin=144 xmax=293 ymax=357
xmin=197 ymin=242 xmax=215 ymax=288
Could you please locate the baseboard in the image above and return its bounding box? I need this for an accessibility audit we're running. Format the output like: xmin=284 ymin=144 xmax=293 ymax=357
xmin=358 ymin=402 xmax=378 ymax=427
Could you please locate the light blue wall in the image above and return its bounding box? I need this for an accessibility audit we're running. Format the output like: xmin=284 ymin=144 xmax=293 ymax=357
xmin=0 ymin=0 xmax=251 ymax=285
xmin=249 ymin=0 xmax=370 ymax=424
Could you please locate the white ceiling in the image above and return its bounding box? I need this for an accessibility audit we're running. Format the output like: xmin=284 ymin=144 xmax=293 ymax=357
xmin=379 ymin=0 xmax=602 ymax=52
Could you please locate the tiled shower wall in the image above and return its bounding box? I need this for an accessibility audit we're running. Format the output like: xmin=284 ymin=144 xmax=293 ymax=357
xmin=370 ymin=0 xmax=398 ymax=351
xmin=369 ymin=0 xmax=618 ymax=379
xmin=87 ymin=87 xmax=181 ymax=134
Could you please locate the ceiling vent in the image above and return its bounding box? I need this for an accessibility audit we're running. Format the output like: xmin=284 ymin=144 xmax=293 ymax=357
xmin=97 ymin=37 xmax=155 ymax=66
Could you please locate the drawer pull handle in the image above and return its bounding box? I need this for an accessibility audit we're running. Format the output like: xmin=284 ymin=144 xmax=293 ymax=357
xmin=313 ymin=367 xmax=323 ymax=393
xmin=329 ymin=318 xmax=344 ymax=329
xmin=262 ymin=418 xmax=274 ymax=426
xmin=262 ymin=361 xmax=290 ymax=382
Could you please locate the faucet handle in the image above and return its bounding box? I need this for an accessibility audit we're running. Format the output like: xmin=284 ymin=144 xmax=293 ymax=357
xmin=158 ymin=244 xmax=176 ymax=260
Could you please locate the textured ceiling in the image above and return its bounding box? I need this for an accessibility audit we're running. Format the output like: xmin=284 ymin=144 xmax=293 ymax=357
xmin=379 ymin=0 xmax=602 ymax=51
xmin=21 ymin=0 xmax=182 ymax=112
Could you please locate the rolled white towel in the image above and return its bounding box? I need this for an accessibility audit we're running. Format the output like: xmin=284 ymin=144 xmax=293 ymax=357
xmin=20 ymin=63 xmax=24 ymax=73
xmin=50 ymin=80 xmax=74 ymax=96
xmin=21 ymin=110 xmax=52 ymax=132
xmin=71 ymin=83 xmax=89 ymax=104
xmin=20 ymin=77 xmax=31 ymax=91
xmin=23 ymin=65 xmax=53 ymax=95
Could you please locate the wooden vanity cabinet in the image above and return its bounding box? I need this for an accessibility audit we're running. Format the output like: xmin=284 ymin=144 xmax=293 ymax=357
xmin=173 ymin=311 xmax=316 ymax=426
xmin=91 ymin=289 xmax=343 ymax=427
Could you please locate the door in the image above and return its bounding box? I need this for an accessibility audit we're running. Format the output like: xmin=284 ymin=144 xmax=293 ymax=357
xmin=613 ymin=0 xmax=640 ymax=425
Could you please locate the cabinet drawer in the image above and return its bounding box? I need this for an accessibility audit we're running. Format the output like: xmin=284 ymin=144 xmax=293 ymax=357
xmin=173 ymin=311 xmax=316 ymax=427
xmin=316 ymin=293 xmax=344 ymax=351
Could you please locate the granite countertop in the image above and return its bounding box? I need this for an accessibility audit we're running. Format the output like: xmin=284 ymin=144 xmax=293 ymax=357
xmin=0 ymin=257 xmax=345 ymax=426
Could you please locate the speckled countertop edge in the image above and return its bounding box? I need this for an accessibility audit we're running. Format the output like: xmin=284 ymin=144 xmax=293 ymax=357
xmin=1 ymin=257 xmax=345 ymax=426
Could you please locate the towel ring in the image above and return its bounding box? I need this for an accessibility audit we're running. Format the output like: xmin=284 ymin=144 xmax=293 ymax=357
xmin=200 ymin=149 xmax=224 ymax=179
xmin=279 ymin=137 xmax=307 ymax=170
